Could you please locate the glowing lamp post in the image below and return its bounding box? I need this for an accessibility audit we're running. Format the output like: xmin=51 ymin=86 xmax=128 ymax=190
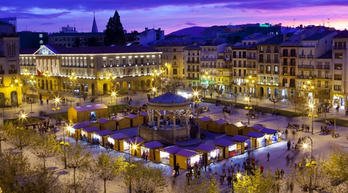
xmin=308 ymin=102 xmax=317 ymax=135
xmin=244 ymin=97 xmax=252 ymax=125
xmin=302 ymin=136 xmax=314 ymax=193
xmin=128 ymin=144 xmax=138 ymax=193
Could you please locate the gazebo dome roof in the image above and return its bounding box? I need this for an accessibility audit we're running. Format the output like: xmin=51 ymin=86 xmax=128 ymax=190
xmin=149 ymin=92 xmax=188 ymax=104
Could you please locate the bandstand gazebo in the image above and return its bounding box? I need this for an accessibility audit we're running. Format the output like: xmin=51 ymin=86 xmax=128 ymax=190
xmin=138 ymin=92 xmax=191 ymax=144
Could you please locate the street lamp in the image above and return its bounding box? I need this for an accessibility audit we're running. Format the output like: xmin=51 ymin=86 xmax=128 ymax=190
xmin=308 ymin=102 xmax=317 ymax=135
xmin=244 ymin=97 xmax=252 ymax=125
xmin=152 ymin=87 xmax=157 ymax=96
xmin=111 ymin=91 xmax=117 ymax=105
xmin=302 ymin=136 xmax=315 ymax=193
xmin=232 ymin=172 xmax=242 ymax=193
xmin=302 ymin=80 xmax=315 ymax=103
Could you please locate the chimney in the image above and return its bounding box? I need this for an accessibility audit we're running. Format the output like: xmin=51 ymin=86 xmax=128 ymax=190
xmin=145 ymin=27 xmax=148 ymax=31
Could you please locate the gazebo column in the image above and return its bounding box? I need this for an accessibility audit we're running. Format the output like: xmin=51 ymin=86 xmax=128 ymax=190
xmin=152 ymin=109 xmax=155 ymax=126
xmin=148 ymin=109 xmax=152 ymax=126
xmin=157 ymin=112 xmax=160 ymax=128
xmin=173 ymin=115 xmax=176 ymax=143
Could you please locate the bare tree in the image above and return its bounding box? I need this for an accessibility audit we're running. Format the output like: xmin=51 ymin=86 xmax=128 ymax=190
xmin=5 ymin=123 xmax=34 ymax=152
xmin=31 ymin=134 xmax=60 ymax=170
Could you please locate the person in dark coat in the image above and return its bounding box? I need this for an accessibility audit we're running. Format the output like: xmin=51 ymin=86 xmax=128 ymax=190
xmin=227 ymin=175 xmax=232 ymax=186
xmin=287 ymin=140 xmax=291 ymax=151
xmin=267 ymin=152 xmax=270 ymax=161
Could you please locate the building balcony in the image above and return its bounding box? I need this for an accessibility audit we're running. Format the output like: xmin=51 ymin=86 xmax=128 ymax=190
xmin=247 ymin=56 xmax=257 ymax=59
xmin=298 ymin=65 xmax=314 ymax=69
xmin=333 ymin=46 xmax=346 ymax=49
xmin=307 ymin=55 xmax=314 ymax=59
xmin=9 ymin=69 xmax=17 ymax=74
xmin=316 ymin=75 xmax=332 ymax=79
xmin=299 ymin=55 xmax=306 ymax=58
xmin=186 ymin=77 xmax=200 ymax=80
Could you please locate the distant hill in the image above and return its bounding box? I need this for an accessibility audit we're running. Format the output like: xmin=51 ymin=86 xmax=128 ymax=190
xmin=168 ymin=26 xmax=206 ymax=37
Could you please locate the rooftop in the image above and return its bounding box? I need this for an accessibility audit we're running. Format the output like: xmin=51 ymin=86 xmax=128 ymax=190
xmin=149 ymin=92 xmax=189 ymax=104
xmin=317 ymin=50 xmax=332 ymax=59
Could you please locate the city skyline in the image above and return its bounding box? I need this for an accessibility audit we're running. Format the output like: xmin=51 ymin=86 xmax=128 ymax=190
xmin=2 ymin=0 xmax=348 ymax=34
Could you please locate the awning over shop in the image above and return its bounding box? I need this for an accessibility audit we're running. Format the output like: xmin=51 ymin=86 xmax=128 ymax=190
xmin=143 ymin=141 xmax=163 ymax=149
xmin=83 ymin=126 xmax=99 ymax=133
xmin=140 ymin=112 xmax=148 ymax=116
xmin=97 ymin=118 xmax=109 ymax=124
xmin=215 ymin=119 xmax=228 ymax=125
xmin=73 ymin=123 xmax=90 ymax=129
xmin=199 ymin=117 xmax=212 ymax=122
xmin=163 ymin=146 xmax=181 ymax=154
xmin=127 ymin=136 xmax=144 ymax=144
xmin=95 ymin=129 xmax=113 ymax=136
xmin=196 ymin=144 xmax=216 ymax=153
xmin=231 ymin=135 xmax=249 ymax=142
xmin=215 ymin=139 xmax=233 ymax=147
xmin=110 ymin=133 xmax=129 ymax=140
xmin=176 ymin=149 xmax=197 ymax=158
xmin=246 ymin=131 xmax=264 ymax=138
xmin=251 ymin=124 xmax=266 ymax=131
xmin=259 ymin=128 xmax=278 ymax=135
xmin=233 ymin=121 xmax=247 ymax=128
xmin=126 ymin=114 xmax=138 ymax=119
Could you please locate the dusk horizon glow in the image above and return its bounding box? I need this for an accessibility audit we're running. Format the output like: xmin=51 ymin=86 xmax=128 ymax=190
xmin=2 ymin=0 xmax=348 ymax=34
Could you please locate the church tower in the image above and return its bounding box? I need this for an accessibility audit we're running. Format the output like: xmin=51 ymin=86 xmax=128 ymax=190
xmin=91 ymin=12 xmax=98 ymax=33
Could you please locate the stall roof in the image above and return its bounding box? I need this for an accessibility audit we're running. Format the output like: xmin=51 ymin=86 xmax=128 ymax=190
xmin=81 ymin=121 xmax=93 ymax=126
xmin=127 ymin=136 xmax=144 ymax=144
xmin=97 ymin=118 xmax=109 ymax=124
xmin=110 ymin=133 xmax=129 ymax=140
xmin=233 ymin=121 xmax=247 ymax=127
xmin=72 ymin=104 xmax=108 ymax=112
xmin=246 ymin=131 xmax=265 ymax=138
xmin=251 ymin=124 xmax=266 ymax=131
xmin=95 ymin=129 xmax=113 ymax=136
xmin=231 ymin=135 xmax=249 ymax=142
xmin=143 ymin=141 xmax=163 ymax=149
xmin=125 ymin=114 xmax=138 ymax=119
xmin=112 ymin=116 xmax=124 ymax=121
xmin=199 ymin=117 xmax=212 ymax=122
xmin=72 ymin=123 xmax=88 ymax=129
xmin=176 ymin=149 xmax=197 ymax=158
xmin=163 ymin=146 xmax=181 ymax=154
xmin=83 ymin=126 xmax=100 ymax=133
xmin=215 ymin=139 xmax=233 ymax=147
xmin=259 ymin=128 xmax=278 ymax=134
xmin=215 ymin=119 xmax=228 ymax=125
xmin=196 ymin=144 xmax=216 ymax=153
xmin=139 ymin=112 xmax=148 ymax=116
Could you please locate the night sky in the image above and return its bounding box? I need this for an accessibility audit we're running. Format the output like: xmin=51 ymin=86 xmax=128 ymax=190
xmin=2 ymin=0 xmax=348 ymax=34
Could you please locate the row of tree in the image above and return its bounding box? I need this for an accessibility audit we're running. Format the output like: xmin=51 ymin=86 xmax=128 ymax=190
xmin=0 ymin=123 xmax=220 ymax=193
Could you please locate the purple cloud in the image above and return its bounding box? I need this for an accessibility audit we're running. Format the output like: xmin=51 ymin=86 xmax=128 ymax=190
xmin=186 ymin=21 xmax=197 ymax=26
xmin=41 ymin=22 xmax=55 ymax=25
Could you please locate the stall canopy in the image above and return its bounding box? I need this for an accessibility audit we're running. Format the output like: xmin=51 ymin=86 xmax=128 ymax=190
xmin=231 ymin=135 xmax=249 ymax=142
xmin=246 ymin=131 xmax=265 ymax=138
xmin=95 ymin=129 xmax=113 ymax=136
xmin=110 ymin=133 xmax=129 ymax=140
xmin=73 ymin=122 xmax=91 ymax=129
xmin=97 ymin=118 xmax=109 ymax=124
xmin=126 ymin=114 xmax=137 ymax=119
xmin=251 ymin=124 xmax=266 ymax=131
xmin=127 ymin=136 xmax=145 ymax=144
xmin=176 ymin=149 xmax=197 ymax=158
xmin=163 ymin=145 xmax=181 ymax=154
xmin=83 ymin=126 xmax=100 ymax=133
xmin=196 ymin=144 xmax=216 ymax=153
xmin=259 ymin=128 xmax=278 ymax=135
xmin=143 ymin=141 xmax=163 ymax=149
xmin=215 ymin=139 xmax=233 ymax=147
xmin=198 ymin=116 xmax=212 ymax=130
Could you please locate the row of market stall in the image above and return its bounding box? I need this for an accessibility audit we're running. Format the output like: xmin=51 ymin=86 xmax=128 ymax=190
xmin=67 ymin=122 xmax=280 ymax=171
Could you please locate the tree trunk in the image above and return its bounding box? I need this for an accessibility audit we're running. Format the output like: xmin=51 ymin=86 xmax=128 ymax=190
xmin=74 ymin=167 xmax=77 ymax=193
xmin=43 ymin=158 xmax=46 ymax=170
xmin=104 ymin=178 xmax=107 ymax=193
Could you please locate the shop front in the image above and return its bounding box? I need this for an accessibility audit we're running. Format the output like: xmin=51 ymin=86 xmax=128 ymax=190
xmin=94 ymin=129 xmax=113 ymax=147
xmin=175 ymin=149 xmax=202 ymax=170
xmin=159 ymin=145 xmax=181 ymax=166
xmin=81 ymin=126 xmax=100 ymax=143
xmin=207 ymin=119 xmax=228 ymax=134
xmin=333 ymin=94 xmax=345 ymax=109
xmin=225 ymin=121 xmax=247 ymax=136
xmin=215 ymin=139 xmax=236 ymax=158
xmin=197 ymin=116 xmax=212 ymax=130
xmin=143 ymin=141 xmax=163 ymax=162
xmin=246 ymin=131 xmax=265 ymax=149
xmin=108 ymin=133 xmax=129 ymax=151
xmin=69 ymin=122 xmax=93 ymax=139
xmin=196 ymin=144 xmax=223 ymax=165
xmin=230 ymin=135 xmax=250 ymax=154
xmin=125 ymin=114 xmax=144 ymax=127
xmin=259 ymin=128 xmax=280 ymax=145
xmin=112 ymin=116 xmax=131 ymax=130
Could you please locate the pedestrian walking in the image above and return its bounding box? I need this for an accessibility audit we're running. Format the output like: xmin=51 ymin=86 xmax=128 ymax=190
xmin=197 ymin=168 xmax=201 ymax=179
xmin=287 ymin=140 xmax=291 ymax=151
xmin=220 ymin=175 xmax=224 ymax=185
xmin=285 ymin=129 xmax=288 ymax=139
xmin=289 ymin=181 xmax=294 ymax=193
xmin=230 ymin=160 xmax=234 ymax=168
xmin=280 ymin=169 xmax=284 ymax=179
xmin=186 ymin=171 xmax=190 ymax=185
xmin=267 ymin=152 xmax=270 ymax=161
xmin=46 ymin=99 xmax=49 ymax=105
xmin=214 ymin=167 xmax=218 ymax=175
xmin=275 ymin=168 xmax=280 ymax=179
xmin=260 ymin=164 xmax=264 ymax=174
xmin=227 ymin=175 xmax=232 ymax=186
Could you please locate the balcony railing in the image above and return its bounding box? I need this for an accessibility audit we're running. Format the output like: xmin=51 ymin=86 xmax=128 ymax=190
xmin=307 ymin=55 xmax=314 ymax=58
xmin=9 ymin=69 xmax=17 ymax=74
xmin=299 ymin=55 xmax=306 ymax=58
xmin=0 ymin=70 xmax=4 ymax=74
xmin=298 ymin=65 xmax=314 ymax=69
xmin=333 ymin=46 xmax=347 ymax=49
